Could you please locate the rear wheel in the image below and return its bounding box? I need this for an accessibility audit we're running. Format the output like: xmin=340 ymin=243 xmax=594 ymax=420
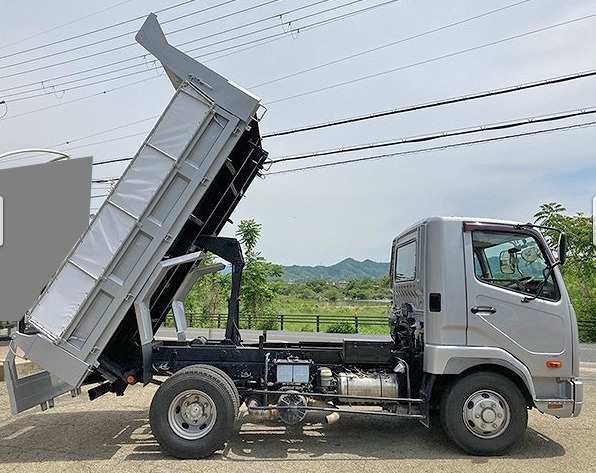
xmin=150 ymin=365 xmax=237 ymax=459
xmin=441 ymin=372 xmax=528 ymax=455
xmin=177 ymin=364 xmax=240 ymax=417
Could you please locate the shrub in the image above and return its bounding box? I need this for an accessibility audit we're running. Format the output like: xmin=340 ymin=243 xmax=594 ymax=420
xmin=256 ymin=316 xmax=279 ymax=331
xmin=326 ymin=322 xmax=356 ymax=334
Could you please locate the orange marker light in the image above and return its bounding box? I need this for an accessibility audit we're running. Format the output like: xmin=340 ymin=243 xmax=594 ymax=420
xmin=546 ymin=360 xmax=562 ymax=369
xmin=126 ymin=375 xmax=136 ymax=384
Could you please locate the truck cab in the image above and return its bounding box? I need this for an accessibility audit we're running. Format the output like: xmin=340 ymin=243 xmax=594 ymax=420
xmin=390 ymin=216 xmax=582 ymax=453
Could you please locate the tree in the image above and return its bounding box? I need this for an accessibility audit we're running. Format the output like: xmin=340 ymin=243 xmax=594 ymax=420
xmin=320 ymin=285 xmax=343 ymax=302
xmin=344 ymin=277 xmax=392 ymax=300
xmin=236 ymin=220 xmax=284 ymax=322
xmin=534 ymin=202 xmax=596 ymax=340
xmin=534 ymin=202 xmax=596 ymax=285
xmin=185 ymin=254 xmax=229 ymax=327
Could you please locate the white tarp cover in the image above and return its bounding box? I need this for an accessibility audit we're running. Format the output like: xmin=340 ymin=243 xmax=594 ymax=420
xmin=28 ymin=86 xmax=211 ymax=340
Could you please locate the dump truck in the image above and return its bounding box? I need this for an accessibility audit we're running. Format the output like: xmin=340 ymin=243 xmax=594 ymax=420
xmin=4 ymin=13 xmax=582 ymax=459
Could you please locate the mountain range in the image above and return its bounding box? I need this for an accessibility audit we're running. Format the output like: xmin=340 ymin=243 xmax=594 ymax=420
xmin=281 ymin=258 xmax=390 ymax=282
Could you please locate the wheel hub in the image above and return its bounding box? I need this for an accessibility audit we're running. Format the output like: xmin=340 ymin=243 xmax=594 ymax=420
xmin=462 ymin=390 xmax=510 ymax=439
xmin=168 ymin=389 xmax=217 ymax=440
xmin=182 ymin=397 xmax=206 ymax=424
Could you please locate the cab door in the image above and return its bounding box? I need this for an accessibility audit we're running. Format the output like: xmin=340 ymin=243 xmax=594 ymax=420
xmin=463 ymin=224 xmax=572 ymax=379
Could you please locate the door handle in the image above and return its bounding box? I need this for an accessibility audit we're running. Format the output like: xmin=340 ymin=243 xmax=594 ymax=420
xmin=471 ymin=306 xmax=497 ymax=315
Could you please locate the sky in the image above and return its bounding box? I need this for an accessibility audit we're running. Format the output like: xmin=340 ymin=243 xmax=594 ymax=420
xmin=0 ymin=0 xmax=595 ymax=266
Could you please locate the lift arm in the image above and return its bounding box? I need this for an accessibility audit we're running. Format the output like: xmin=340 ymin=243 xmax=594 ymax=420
xmin=195 ymin=236 xmax=244 ymax=345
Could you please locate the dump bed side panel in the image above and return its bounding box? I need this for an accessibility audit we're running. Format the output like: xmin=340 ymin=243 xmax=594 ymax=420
xmin=14 ymin=81 xmax=261 ymax=388
xmin=100 ymin=122 xmax=266 ymax=374
xmin=28 ymin=86 xmax=212 ymax=341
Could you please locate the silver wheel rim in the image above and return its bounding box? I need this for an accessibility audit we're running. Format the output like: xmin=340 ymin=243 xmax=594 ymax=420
xmin=167 ymin=389 xmax=217 ymax=440
xmin=462 ymin=389 xmax=510 ymax=439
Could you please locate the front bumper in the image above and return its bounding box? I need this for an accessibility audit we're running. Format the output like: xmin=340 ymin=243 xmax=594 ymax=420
xmin=572 ymin=379 xmax=583 ymax=417
xmin=534 ymin=379 xmax=583 ymax=418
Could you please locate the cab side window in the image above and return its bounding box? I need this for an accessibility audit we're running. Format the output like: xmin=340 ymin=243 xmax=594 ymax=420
xmin=472 ymin=230 xmax=559 ymax=301
xmin=394 ymin=240 xmax=416 ymax=282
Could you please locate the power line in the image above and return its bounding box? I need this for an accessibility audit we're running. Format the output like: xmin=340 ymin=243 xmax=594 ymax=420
xmin=182 ymin=0 xmax=373 ymax=54
xmin=5 ymin=0 xmax=525 ymax=112
xmin=0 ymin=0 xmax=136 ymax=52
xmin=0 ymin=0 xmax=330 ymax=82
xmin=168 ymin=0 xmax=302 ymax=40
xmin=252 ymin=0 xmax=533 ymax=90
xmin=0 ymin=153 xmax=133 ymax=167
xmin=193 ymin=0 xmax=400 ymax=63
xmin=183 ymin=0 xmax=398 ymax=62
xmin=3 ymin=68 xmax=160 ymax=104
xmin=93 ymin=157 xmax=133 ymax=166
xmin=0 ymin=0 xmax=250 ymax=79
xmin=1 ymin=75 xmax=158 ymax=121
xmin=0 ymin=55 xmax=143 ymax=95
xmin=0 ymin=0 xmax=397 ymax=120
xmin=61 ymin=131 xmax=149 ymax=152
xmin=263 ymin=68 xmax=596 ymax=138
xmin=270 ymin=106 xmax=596 ymax=163
xmin=10 ymin=0 xmax=553 ymax=107
xmin=0 ymin=0 xmax=199 ymax=63
xmin=9 ymin=0 xmax=536 ymax=106
xmin=79 ymin=103 xmax=596 ymax=173
xmin=95 ymin=116 xmax=596 ymax=181
xmin=0 ymin=41 xmax=135 ymax=81
xmin=0 ymin=0 xmax=331 ymax=102
xmin=265 ymin=12 xmax=596 ymax=105
xmin=0 ymin=0 xmax=341 ymax=97
xmin=34 ymin=65 xmax=596 ymax=155
xmin=266 ymin=119 xmax=596 ymax=175
xmin=56 ymin=116 xmax=159 ymax=148
xmin=2 ymin=2 xmax=588 ymax=130
xmin=0 ymin=0 xmax=247 ymax=95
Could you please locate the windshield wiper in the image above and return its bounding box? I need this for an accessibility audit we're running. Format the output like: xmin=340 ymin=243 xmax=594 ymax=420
xmin=521 ymin=261 xmax=561 ymax=303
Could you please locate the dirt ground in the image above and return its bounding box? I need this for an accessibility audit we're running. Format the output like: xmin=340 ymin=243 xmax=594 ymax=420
xmin=0 ymin=362 xmax=594 ymax=473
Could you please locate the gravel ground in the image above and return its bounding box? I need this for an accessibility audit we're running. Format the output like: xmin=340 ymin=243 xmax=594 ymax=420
xmin=0 ymin=363 xmax=594 ymax=473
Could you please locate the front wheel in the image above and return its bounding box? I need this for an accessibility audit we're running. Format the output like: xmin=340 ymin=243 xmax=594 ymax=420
xmin=150 ymin=365 xmax=238 ymax=459
xmin=441 ymin=372 xmax=528 ymax=455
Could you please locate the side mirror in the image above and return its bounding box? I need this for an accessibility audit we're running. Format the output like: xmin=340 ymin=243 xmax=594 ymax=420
xmin=499 ymin=250 xmax=515 ymax=274
xmin=557 ymin=232 xmax=567 ymax=265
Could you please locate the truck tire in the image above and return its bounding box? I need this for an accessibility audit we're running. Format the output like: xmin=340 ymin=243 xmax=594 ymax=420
xmin=150 ymin=365 xmax=237 ymax=459
xmin=440 ymin=372 xmax=527 ymax=455
xmin=177 ymin=364 xmax=241 ymax=417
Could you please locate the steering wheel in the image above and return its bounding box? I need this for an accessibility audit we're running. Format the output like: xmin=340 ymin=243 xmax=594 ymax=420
xmin=517 ymin=276 xmax=536 ymax=284
xmin=506 ymin=276 xmax=536 ymax=291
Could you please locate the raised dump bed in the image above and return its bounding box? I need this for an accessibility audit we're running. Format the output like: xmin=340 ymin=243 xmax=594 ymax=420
xmin=5 ymin=13 xmax=267 ymax=414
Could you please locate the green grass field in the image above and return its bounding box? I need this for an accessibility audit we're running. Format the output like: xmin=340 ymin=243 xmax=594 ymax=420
xmin=177 ymin=295 xmax=391 ymax=335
